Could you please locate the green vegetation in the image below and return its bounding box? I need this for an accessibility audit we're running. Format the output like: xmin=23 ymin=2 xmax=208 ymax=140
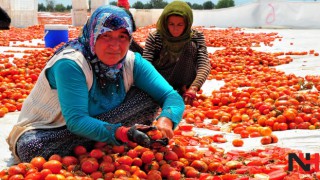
xmin=38 ymin=0 xmax=235 ymax=11
xmin=38 ymin=0 xmax=72 ymax=12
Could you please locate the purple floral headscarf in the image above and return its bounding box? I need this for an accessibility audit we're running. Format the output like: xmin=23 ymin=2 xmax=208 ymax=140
xmin=55 ymin=5 xmax=133 ymax=88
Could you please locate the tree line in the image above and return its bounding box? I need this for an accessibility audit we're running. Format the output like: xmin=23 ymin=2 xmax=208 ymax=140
xmin=38 ymin=0 xmax=235 ymax=12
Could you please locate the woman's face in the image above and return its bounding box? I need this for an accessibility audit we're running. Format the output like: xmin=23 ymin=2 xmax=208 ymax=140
xmin=94 ymin=28 xmax=130 ymax=65
xmin=167 ymin=15 xmax=186 ymax=37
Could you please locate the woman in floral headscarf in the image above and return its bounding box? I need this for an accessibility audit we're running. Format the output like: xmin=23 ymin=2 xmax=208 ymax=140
xmin=143 ymin=1 xmax=211 ymax=105
xmin=7 ymin=5 xmax=184 ymax=163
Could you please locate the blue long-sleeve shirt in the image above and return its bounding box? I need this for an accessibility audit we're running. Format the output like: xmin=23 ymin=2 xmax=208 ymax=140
xmin=45 ymin=53 xmax=184 ymax=144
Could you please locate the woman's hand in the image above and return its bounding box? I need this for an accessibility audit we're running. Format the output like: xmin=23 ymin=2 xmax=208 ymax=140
xmin=155 ymin=117 xmax=174 ymax=139
xmin=183 ymin=86 xmax=198 ymax=105
xmin=116 ymin=125 xmax=155 ymax=147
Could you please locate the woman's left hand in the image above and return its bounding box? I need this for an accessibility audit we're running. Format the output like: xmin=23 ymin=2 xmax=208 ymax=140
xmin=155 ymin=117 xmax=174 ymax=139
xmin=183 ymin=86 xmax=198 ymax=105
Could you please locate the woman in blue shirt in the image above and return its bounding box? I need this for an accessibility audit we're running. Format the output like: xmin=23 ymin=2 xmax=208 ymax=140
xmin=7 ymin=5 xmax=184 ymax=163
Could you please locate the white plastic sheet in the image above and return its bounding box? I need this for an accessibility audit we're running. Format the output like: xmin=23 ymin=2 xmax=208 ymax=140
xmin=0 ymin=28 xmax=320 ymax=170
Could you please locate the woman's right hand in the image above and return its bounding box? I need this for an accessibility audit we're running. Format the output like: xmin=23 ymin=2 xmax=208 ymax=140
xmin=127 ymin=125 xmax=156 ymax=147
xmin=116 ymin=125 xmax=155 ymax=147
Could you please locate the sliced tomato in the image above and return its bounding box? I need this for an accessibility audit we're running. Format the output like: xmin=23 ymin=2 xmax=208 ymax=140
xmin=235 ymin=176 xmax=250 ymax=180
xmin=268 ymin=170 xmax=287 ymax=180
xmin=246 ymin=157 xmax=269 ymax=166
xmin=206 ymin=124 xmax=221 ymax=131
xmin=283 ymin=172 xmax=300 ymax=180
xmin=185 ymin=146 xmax=197 ymax=152
xmin=217 ymin=137 xmax=227 ymax=143
xmin=235 ymin=167 xmax=248 ymax=174
xmin=189 ymin=139 xmax=199 ymax=146
xmin=227 ymin=150 xmax=247 ymax=156
xmin=181 ymin=130 xmax=195 ymax=137
xmin=212 ymin=134 xmax=224 ymax=142
xmin=265 ymin=164 xmax=288 ymax=173
xmin=247 ymin=166 xmax=264 ymax=174
xmin=253 ymin=173 xmax=269 ymax=179
xmin=198 ymin=173 xmax=212 ymax=180
xmin=179 ymin=124 xmax=194 ymax=131
xmin=220 ymin=174 xmax=239 ymax=180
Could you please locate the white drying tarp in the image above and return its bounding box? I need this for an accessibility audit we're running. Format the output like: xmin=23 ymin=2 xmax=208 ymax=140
xmin=133 ymin=1 xmax=320 ymax=29
xmin=1 ymin=28 xmax=320 ymax=170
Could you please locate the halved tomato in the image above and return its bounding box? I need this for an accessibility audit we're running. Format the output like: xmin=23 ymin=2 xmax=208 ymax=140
xmin=179 ymin=124 xmax=194 ymax=131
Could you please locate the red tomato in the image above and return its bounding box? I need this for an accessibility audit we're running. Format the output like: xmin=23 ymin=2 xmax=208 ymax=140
xmin=42 ymin=160 xmax=62 ymax=174
xmin=43 ymin=174 xmax=66 ymax=180
xmin=250 ymin=131 xmax=260 ymax=138
xmin=73 ymin=145 xmax=87 ymax=156
xmin=40 ymin=169 xmax=52 ymax=179
xmin=283 ymin=109 xmax=297 ymax=122
xmin=190 ymin=160 xmax=208 ymax=173
xmin=147 ymin=170 xmax=162 ymax=179
xmin=169 ymin=161 xmax=185 ymax=172
xmin=141 ymin=150 xmax=155 ymax=164
xmin=155 ymin=152 xmax=164 ymax=161
xmin=8 ymin=165 xmax=25 ymax=176
xmin=132 ymin=157 xmax=143 ymax=167
xmin=167 ymin=170 xmax=182 ymax=180
xmin=144 ymin=161 xmax=160 ymax=172
xmin=270 ymin=134 xmax=279 ymax=143
xmin=61 ymin=156 xmax=78 ymax=167
xmin=232 ymin=139 xmax=244 ymax=147
xmin=164 ymin=150 xmax=179 ymax=161
xmin=260 ymin=136 xmax=272 ymax=145
xmin=48 ymin=154 xmax=62 ymax=162
xmin=185 ymin=168 xmax=200 ymax=178
xmin=240 ymin=130 xmax=250 ymax=138
xmin=113 ymin=169 xmax=129 ymax=178
xmin=116 ymin=155 xmax=133 ymax=166
xmin=127 ymin=149 xmax=138 ymax=158
xmin=7 ymin=174 xmax=24 ymax=180
xmin=81 ymin=158 xmax=99 ymax=174
xmin=90 ymin=171 xmax=103 ymax=179
xmin=112 ymin=145 xmax=126 ymax=154
xmin=160 ymin=163 xmax=175 ymax=178
xmin=99 ymin=161 xmax=115 ymax=173
xmin=30 ymin=156 xmax=46 ymax=172
xmin=89 ymin=149 xmax=104 ymax=159
xmin=172 ymin=145 xmax=186 ymax=158
xmin=147 ymin=129 xmax=163 ymax=140
xmin=297 ymin=122 xmax=311 ymax=129
xmin=288 ymin=122 xmax=297 ymax=129
xmin=17 ymin=163 xmax=34 ymax=174
xmin=133 ymin=169 xmax=147 ymax=179
xmin=24 ymin=172 xmax=42 ymax=180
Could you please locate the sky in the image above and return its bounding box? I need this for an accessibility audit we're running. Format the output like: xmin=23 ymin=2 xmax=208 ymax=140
xmin=38 ymin=0 xmax=317 ymax=6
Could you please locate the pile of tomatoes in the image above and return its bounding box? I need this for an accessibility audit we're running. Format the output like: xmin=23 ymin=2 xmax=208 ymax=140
xmin=1 ymin=139 xmax=319 ymax=180
xmin=1 ymin=13 xmax=320 ymax=179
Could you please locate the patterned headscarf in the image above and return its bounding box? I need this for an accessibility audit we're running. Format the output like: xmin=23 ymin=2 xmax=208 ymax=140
xmin=156 ymin=1 xmax=193 ymax=60
xmin=55 ymin=5 xmax=133 ymax=88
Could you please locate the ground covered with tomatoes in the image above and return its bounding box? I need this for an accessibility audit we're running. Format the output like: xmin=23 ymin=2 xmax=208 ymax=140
xmin=1 ymin=12 xmax=320 ymax=180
